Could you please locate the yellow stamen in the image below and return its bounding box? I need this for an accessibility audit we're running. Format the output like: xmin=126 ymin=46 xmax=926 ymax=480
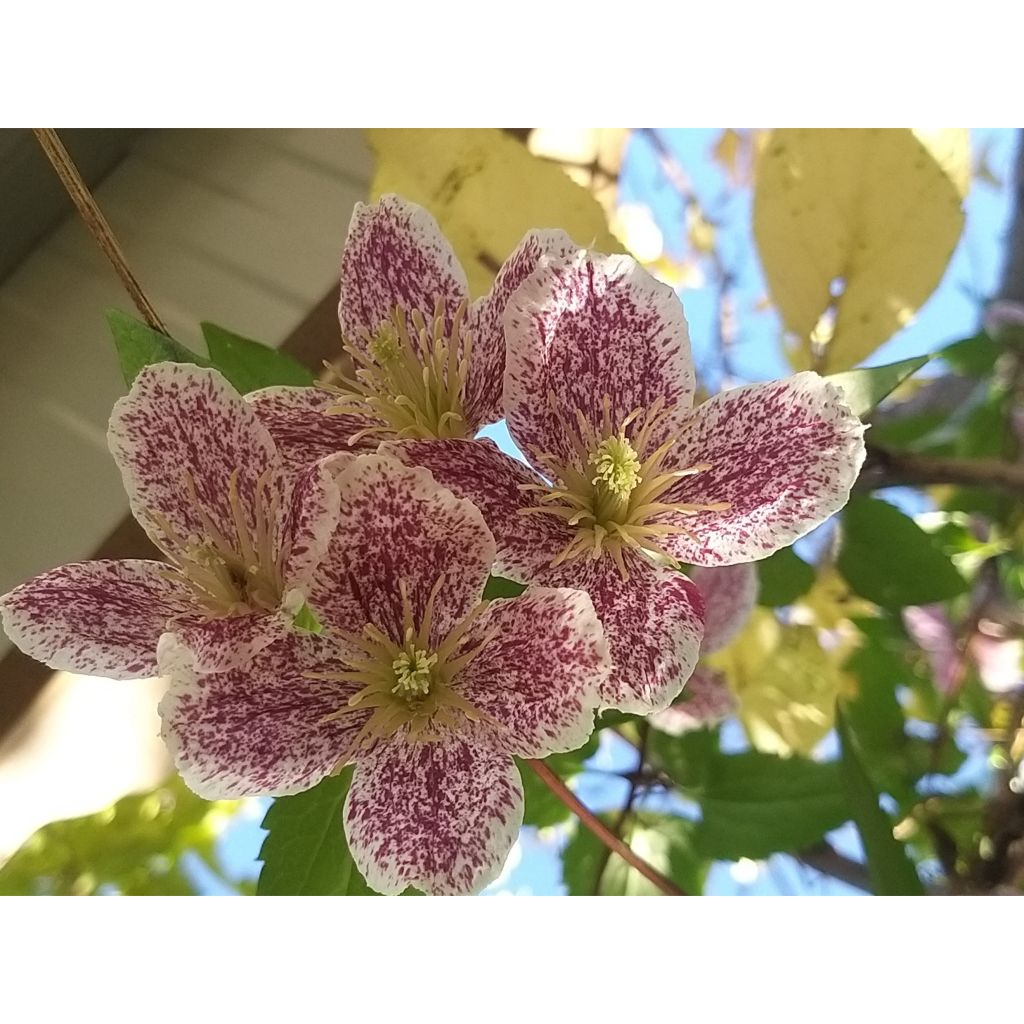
xmin=325 ymin=298 xmax=475 ymax=442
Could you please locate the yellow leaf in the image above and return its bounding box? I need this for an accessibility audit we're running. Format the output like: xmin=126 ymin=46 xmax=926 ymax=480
xmin=712 ymin=129 xmax=742 ymax=183
xmin=366 ymin=129 xmax=623 ymax=296
xmin=708 ymin=609 xmax=842 ymax=757
xmin=753 ymin=128 xmax=968 ymax=371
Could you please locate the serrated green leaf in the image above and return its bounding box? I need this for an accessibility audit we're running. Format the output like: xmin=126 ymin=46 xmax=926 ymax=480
xmin=201 ymin=321 xmax=313 ymax=393
xmin=826 ymin=354 xmax=930 ymax=420
xmin=838 ymin=497 xmax=968 ymax=609
xmin=837 ymin=709 xmax=924 ymax=895
xmin=107 ymin=309 xmax=209 ymax=386
xmin=756 ymin=547 xmax=816 ymax=607
xmin=257 ymin=769 xmax=377 ymax=896
xmin=482 ymin=575 xmax=527 ymax=600
xmin=563 ymin=814 xmax=707 ymax=896
xmin=695 ymin=751 xmax=849 ymax=860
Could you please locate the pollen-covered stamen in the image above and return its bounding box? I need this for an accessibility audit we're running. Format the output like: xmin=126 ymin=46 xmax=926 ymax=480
xmin=311 ymin=578 xmax=498 ymax=758
xmin=324 ymin=297 xmax=475 ymax=443
xmin=521 ymin=394 xmax=730 ymax=579
xmin=149 ymin=469 xmax=286 ymax=617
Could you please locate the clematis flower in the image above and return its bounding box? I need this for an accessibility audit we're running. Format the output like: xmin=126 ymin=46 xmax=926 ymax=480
xmin=385 ymin=250 xmax=866 ymax=714
xmin=0 ymin=363 xmax=338 ymax=678
xmin=651 ymin=563 xmax=756 ymax=735
xmin=158 ymin=454 xmax=609 ymax=895
xmin=247 ymin=194 xmax=577 ymax=466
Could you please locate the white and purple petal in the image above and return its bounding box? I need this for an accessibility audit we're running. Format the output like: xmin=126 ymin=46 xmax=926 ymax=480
xmin=247 ymin=385 xmax=377 ymax=474
xmin=453 ymin=587 xmax=607 ymax=759
xmin=503 ymin=250 xmax=697 ymax=470
xmin=0 ymin=559 xmax=192 ymax=679
xmin=660 ymin=373 xmax=866 ymax=566
xmin=651 ymin=666 xmax=736 ymax=735
xmin=344 ymin=736 xmax=523 ymax=896
xmin=107 ymin=363 xmax=284 ymax=557
xmin=380 ymin=438 xmax=566 ymax=583
xmin=166 ymin=610 xmax=292 ymax=676
xmin=158 ymin=632 xmax=364 ymax=799
xmin=463 ymin=229 xmax=579 ymax=427
xmin=310 ymin=455 xmax=495 ymax=644
xmin=338 ymin=195 xmax=468 ymax=345
xmin=536 ymin=553 xmax=705 ymax=715
xmin=690 ymin=562 xmax=758 ymax=654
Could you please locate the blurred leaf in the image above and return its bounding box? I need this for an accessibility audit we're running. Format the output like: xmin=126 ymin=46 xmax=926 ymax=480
xmin=839 ymin=498 xmax=969 ymax=609
xmin=826 ymin=354 xmax=930 ymax=420
xmin=838 ymin=709 xmax=924 ymax=894
xmin=291 ymin=600 xmax=324 ymax=635
xmin=201 ymin=321 xmax=313 ymax=393
xmin=708 ymin=609 xmax=842 ymax=757
xmin=258 ymin=768 xmax=378 ymax=896
xmin=107 ymin=309 xmax=209 ymax=386
xmin=366 ymin=128 xmax=622 ymax=296
xmin=563 ymin=814 xmax=707 ymax=896
xmin=799 ymin=566 xmax=876 ymax=630
xmin=482 ymin=575 xmax=527 ymax=600
xmin=756 ymin=547 xmax=815 ymax=607
xmin=518 ymin=734 xmax=599 ymax=828
xmin=695 ymin=751 xmax=849 ymax=860
xmin=754 ymin=128 xmax=967 ymax=370
xmin=0 ymin=775 xmax=242 ymax=896
xmin=940 ymin=331 xmax=1001 ymax=375
xmin=647 ymin=727 xmax=718 ymax=792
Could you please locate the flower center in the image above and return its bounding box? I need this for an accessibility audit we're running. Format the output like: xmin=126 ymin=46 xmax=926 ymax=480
xmin=150 ymin=469 xmax=286 ymax=617
xmin=325 ymin=298 xmax=474 ymax=444
xmin=312 ymin=578 xmax=497 ymax=758
xmin=520 ymin=394 xmax=730 ymax=580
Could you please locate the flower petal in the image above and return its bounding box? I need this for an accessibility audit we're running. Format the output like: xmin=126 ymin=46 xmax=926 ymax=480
xmin=0 ymin=559 xmax=191 ymax=679
xmin=651 ymin=666 xmax=736 ymax=735
xmin=247 ymin=385 xmax=377 ymax=474
xmin=158 ymin=633 xmax=364 ymax=799
xmin=338 ymin=195 xmax=468 ymax=344
xmin=464 ymin=229 xmax=579 ymax=427
xmin=310 ymin=454 xmax=495 ymax=645
xmin=381 ymin=438 xmax=565 ymax=582
xmin=279 ymin=456 xmax=342 ymax=589
xmin=503 ymin=250 xmax=696 ymax=468
xmin=660 ymin=373 xmax=866 ymax=565
xmin=108 ymin=363 xmax=284 ymax=553
xmin=537 ymin=553 xmax=704 ymax=714
xmin=453 ymin=587 xmax=607 ymax=758
xmin=690 ymin=562 xmax=758 ymax=654
xmin=344 ymin=736 xmax=522 ymax=895
xmin=167 ymin=610 xmax=290 ymax=676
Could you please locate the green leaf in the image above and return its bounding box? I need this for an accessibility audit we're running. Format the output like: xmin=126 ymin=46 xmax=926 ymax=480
xmin=940 ymin=331 xmax=1001 ymax=375
xmin=838 ymin=497 xmax=969 ymax=609
xmin=826 ymin=354 xmax=930 ymax=420
xmin=837 ymin=709 xmax=924 ymax=894
xmin=257 ymin=768 xmax=377 ymax=895
xmin=695 ymin=751 xmax=850 ymax=860
xmin=756 ymin=547 xmax=816 ymax=606
xmin=106 ymin=309 xmax=209 ymax=386
xmin=482 ymin=575 xmax=527 ymax=600
xmin=201 ymin=321 xmax=313 ymax=393
xmin=291 ymin=601 xmax=323 ymax=635
xmin=647 ymin=727 xmax=718 ymax=792
xmin=562 ymin=814 xmax=707 ymax=896
xmin=518 ymin=734 xmax=599 ymax=828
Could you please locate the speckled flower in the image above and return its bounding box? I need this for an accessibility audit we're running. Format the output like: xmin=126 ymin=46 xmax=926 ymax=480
xmin=651 ymin=563 xmax=757 ymax=735
xmin=159 ymin=454 xmax=609 ymax=895
xmin=248 ymin=195 xmax=577 ymax=467
xmin=386 ymin=250 xmax=865 ymax=714
xmin=0 ymin=363 xmax=338 ymax=678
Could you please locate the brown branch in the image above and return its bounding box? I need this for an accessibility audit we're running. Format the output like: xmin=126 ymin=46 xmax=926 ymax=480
xmin=857 ymin=445 xmax=1024 ymax=495
xmin=32 ymin=128 xmax=167 ymax=334
xmin=526 ymin=758 xmax=687 ymax=896
xmin=796 ymin=842 xmax=872 ymax=892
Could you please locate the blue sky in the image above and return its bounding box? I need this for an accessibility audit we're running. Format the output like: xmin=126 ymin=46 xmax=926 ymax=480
xmin=208 ymin=129 xmax=1019 ymax=897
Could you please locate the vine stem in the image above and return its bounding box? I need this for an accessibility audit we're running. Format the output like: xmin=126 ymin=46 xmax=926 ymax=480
xmin=32 ymin=128 xmax=168 ymax=334
xmin=526 ymin=758 xmax=687 ymax=896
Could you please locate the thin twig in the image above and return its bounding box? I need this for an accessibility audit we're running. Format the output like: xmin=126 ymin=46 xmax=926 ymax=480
xmin=526 ymin=758 xmax=687 ymax=896
xmin=32 ymin=128 xmax=167 ymax=333
xmin=858 ymin=445 xmax=1024 ymax=495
